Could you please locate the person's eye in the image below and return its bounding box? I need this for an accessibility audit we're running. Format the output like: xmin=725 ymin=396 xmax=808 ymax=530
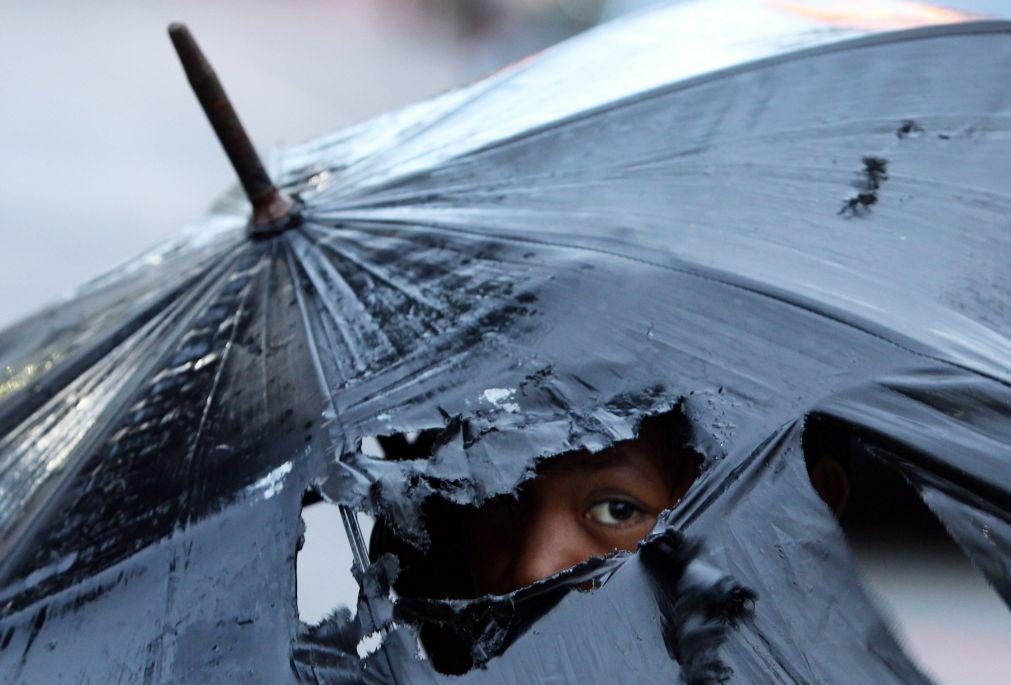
xmin=585 ymin=499 xmax=645 ymax=527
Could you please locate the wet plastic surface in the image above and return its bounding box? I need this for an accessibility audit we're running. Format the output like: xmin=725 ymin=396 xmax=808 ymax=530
xmin=1 ymin=1 xmax=1009 ymax=682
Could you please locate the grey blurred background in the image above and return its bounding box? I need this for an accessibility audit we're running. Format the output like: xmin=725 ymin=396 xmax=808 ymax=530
xmin=1 ymin=2 xmax=1007 ymax=683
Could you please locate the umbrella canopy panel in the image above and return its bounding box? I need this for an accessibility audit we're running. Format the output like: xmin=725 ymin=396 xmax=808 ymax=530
xmin=1 ymin=4 xmax=1009 ymax=684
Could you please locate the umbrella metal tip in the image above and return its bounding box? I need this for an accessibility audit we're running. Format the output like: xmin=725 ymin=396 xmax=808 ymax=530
xmin=167 ymin=22 xmax=190 ymax=45
xmin=168 ymin=20 xmax=298 ymax=236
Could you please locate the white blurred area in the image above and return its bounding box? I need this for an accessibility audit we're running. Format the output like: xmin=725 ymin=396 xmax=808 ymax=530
xmin=853 ymin=545 xmax=1009 ymax=685
xmin=3 ymin=2 xmax=1008 ymax=683
xmin=298 ymin=503 xmax=374 ymax=626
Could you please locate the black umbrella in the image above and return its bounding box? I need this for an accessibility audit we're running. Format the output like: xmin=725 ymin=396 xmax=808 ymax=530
xmin=1 ymin=1 xmax=1009 ymax=682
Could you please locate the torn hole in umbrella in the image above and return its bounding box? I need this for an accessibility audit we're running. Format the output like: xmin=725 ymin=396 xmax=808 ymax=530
xmin=366 ymin=407 xmax=704 ymax=673
xmin=296 ymin=489 xmax=376 ymax=626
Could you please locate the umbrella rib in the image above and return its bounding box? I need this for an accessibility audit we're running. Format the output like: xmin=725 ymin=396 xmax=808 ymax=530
xmin=332 ymin=21 xmax=1011 ymax=200
xmin=0 ymin=297 xmax=196 ymax=578
xmin=302 ymin=225 xmax=446 ymax=316
xmin=0 ymin=244 xmax=248 ymax=587
xmin=286 ymin=231 xmax=397 ymax=368
xmin=445 ymin=21 xmax=1011 ymax=164
xmin=309 ymin=109 xmax=1011 ymax=211
xmin=178 ymin=255 xmax=264 ymax=521
xmin=282 ymin=243 xmax=371 ymax=525
xmin=334 ymin=215 xmax=1011 ymax=389
xmin=281 ymin=242 xmax=402 ymax=682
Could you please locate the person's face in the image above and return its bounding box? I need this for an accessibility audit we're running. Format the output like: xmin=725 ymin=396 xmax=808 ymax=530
xmin=463 ymin=442 xmax=696 ymax=596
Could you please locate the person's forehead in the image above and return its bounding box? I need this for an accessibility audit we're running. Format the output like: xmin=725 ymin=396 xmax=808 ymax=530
xmin=540 ymin=442 xmax=666 ymax=476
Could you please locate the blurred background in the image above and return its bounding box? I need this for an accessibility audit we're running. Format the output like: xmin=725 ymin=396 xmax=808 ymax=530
xmin=1 ymin=2 xmax=1007 ymax=683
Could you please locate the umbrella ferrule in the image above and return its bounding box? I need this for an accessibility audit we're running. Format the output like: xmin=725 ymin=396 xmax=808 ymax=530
xmin=249 ymin=194 xmax=304 ymax=238
xmin=169 ymin=22 xmax=299 ymax=233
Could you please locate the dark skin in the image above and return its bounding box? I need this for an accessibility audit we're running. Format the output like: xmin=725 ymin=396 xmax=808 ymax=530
xmin=464 ymin=443 xmax=697 ymax=596
xmin=461 ymin=443 xmax=847 ymax=597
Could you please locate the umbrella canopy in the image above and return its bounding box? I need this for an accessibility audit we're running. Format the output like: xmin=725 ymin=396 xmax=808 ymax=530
xmin=1 ymin=1 xmax=1009 ymax=682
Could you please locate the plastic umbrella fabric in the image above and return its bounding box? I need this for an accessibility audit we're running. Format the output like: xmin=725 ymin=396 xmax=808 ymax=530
xmin=1 ymin=1 xmax=1009 ymax=682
